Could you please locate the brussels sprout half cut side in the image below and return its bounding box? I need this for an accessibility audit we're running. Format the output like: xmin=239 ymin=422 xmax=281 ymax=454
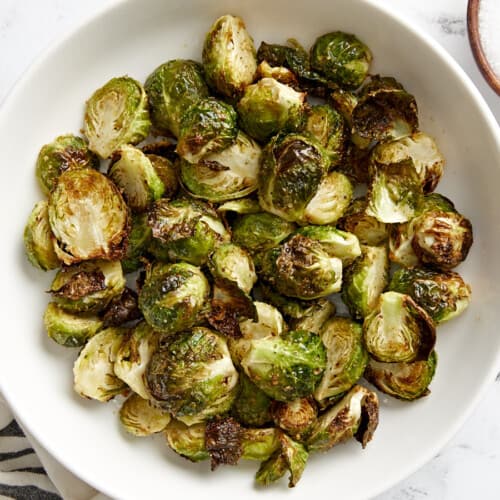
xmin=119 ymin=393 xmax=171 ymax=437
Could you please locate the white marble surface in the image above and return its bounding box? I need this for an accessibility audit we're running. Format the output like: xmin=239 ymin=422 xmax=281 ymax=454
xmin=0 ymin=1 xmax=499 ymax=499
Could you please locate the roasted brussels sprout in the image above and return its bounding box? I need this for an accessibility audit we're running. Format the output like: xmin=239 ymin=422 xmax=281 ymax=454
xmin=256 ymin=432 xmax=308 ymax=488
xmin=364 ymin=351 xmax=438 ymax=401
xmin=83 ymin=76 xmax=151 ymax=158
xmin=24 ymin=201 xmax=60 ymax=271
xmin=148 ymin=198 xmax=229 ymax=266
xmin=338 ymin=197 xmax=388 ymax=246
xmin=145 ymin=59 xmax=209 ymax=137
xmin=205 ymin=416 xmax=244 ymax=469
xmin=35 ymin=134 xmax=100 ymax=195
xmin=370 ymin=132 xmax=444 ymax=193
xmin=271 ymin=398 xmax=317 ymax=441
xmin=389 ymin=268 xmax=471 ymax=323
xmin=217 ymin=197 xmax=261 ymax=215
xmin=114 ymin=321 xmax=159 ymax=399
xmin=208 ymin=243 xmax=257 ymax=294
xmin=237 ymin=78 xmax=306 ymax=143
xmin=138 ymin=262 xmax=209 ymax=335
xmin=304 ymin=105 xmax=348 ymax=167
xmin=232 ymin=212 xmax=296 ymax=252
xmin=241 ymin=428 xmax=280 ymax=461
xmin=314 ymin=317 xmax=368 ymax=402
xmin=48 ymin=169 xmax=129 ymax=264
xmin=108 ymin=145 xmax=165 ymax=212
xmin=176 ymin=98 xmax=238 ymax=163
xmin=363 ymin=291 xmax=436 ymax=363
xmin=310 ymin=32 xmax=372 ymax=89
xmin=73 ymin=327 xmax=127 ymax=401
xmin=328 ymin=88 xmax=358 ymax=123
xmin=256 ymin=60 xmax=298 ymax=86
xmin=295 ymin=225 xmax=361 ymax=265
xmin=100 ymin=287 xmax=141 ymax=327
xmin=119 ymin=393 xmax=171 ymax=436
xmin=121 ymin=213 xmax=151 ymax=273
xmin=258 ymin=133 xmax=330 ymax=223
xmin=289 ymin=298 xmax=335 ymax=334
xmin=146 ymin=327 xmax=238 ymax=422
xmin=180 ymin=131 xmax=261 ymax=201
xmin=165 ymin=419 xmax=210 ymax=462
xmin=241 ymin=329 xmax=327 ymax=401
xmin=342 ymin=245 xmax=389 ymax=320
xmin=49 ymin=260 xmax=125 ymax=313
xmin=257 ymin=234 xmax=343 ymax=300
xmin=232 ymin=372 xmax=272 ymax=427
xmin=146 ymin=154 xmax=179 ymax=199
xmin=306 ymin=385 xmax=379 ymax=452
xmin=203 ymin=14 xmax=257 ymax=98
xmin=43 ymin=302 xmax=103 ymax=347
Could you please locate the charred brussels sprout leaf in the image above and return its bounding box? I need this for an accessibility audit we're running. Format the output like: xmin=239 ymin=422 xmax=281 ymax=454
xmin=306 ymin=385 xmax=379 ymax=452
xmin=24 ymin=201 xmax=60 ymax=271
xmin=165 ymin=419 xmax=209 ymax=462
xmin=146 ymin=327 xmax=238 ymax=421
xmin=232 ymin=372 xmax=272 ymax=427
xmin=314 ymin=317 xmax=368 ymax=402
xmin=205 ymin=416 xmax=243 ymax=470
xmin=241 ymin=329 xmax=327 ymax=401
xmin=121 ymin=213 xmax=151 ymax=274
xmin=176 ymin=98 xmax=238 ymax=163
xmin=84 ymin=76 xmax=151 ymax=159
xmin=145 ymin=59 xmax=209 ymax=137
xmin=203 ymin=15 xmax=257 ymax=98
xmin=310 ymin=32 xmax=372 ymax=89
xmin=342 ymin=245 xmax=389 ymax=320
xmin=237 ymin=78 xmax=306 ymax=143
xmin=119 ymin=393 xmax=171 ymax=436
xmin=364 ymin=351 xmax=437 ymax=401
xmin=48 ymin=169 xmax=130 ymax=264
xmin=271 ymin=398 xmax=317 ymax=442
xmin=100 ymin=287 xmax=141 ymax=327
xmin=35 ymin=134 xmax=100 ymax=195
xmin=138 ymin=262 xmax=209 ymax=335
xmin=363 ymin=291 xmax=436 ymax=363
xmin=389 ymin=268 xmax=471 ymax=323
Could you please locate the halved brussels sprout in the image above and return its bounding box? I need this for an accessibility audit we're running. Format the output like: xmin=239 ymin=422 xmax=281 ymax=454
xmin=73 ymin=327 xmax=127 ymax=402
xmin=314 ymin=317 xmax=368 ymax=402
xmin=231 ymin=372 xmax=272 ymax=427
xmin=146 ymin=154 xmax=179 ymax=200
xmin=44 ymin=302 xmax=103 ymax=347
xmin=138 ymin=262 xmax=210 ymax=335
xmin=255 ymin=432 xmax=308 ymax=488
xmin=310 ymin=32 xmax=372 ymax=89
xmin=289 ymin=298 xmax=335 ymax=334
xmin=202 ymin=14 xmax=257 ymax=98
xmin=114 ymin=321 xmax=159 ymax=399
xmin=83 ymin=76 xmax=151 ymax=159
xmin=237 ymin=78 xmax=306 ymax=143
xmin=306 ymin=385 xmax=379 ymax=452
xmin=338 ymin=197 xmax=388 ymax=246
xmin=295 ymin=225 xmax=361 ymax=265
xmin=35 ymin=134 xmax=100 ymax=195
xmin=208 ymin=243 xmax=257 ymax=294
xmin=119 ymin=393 xmax=171 ymax=436
xmin=232 ymin=212 xmax=296 ymax=252
xmin=50 ymin=260 xmax=125 ymax=313
xmin=48 ymin=169 xmax=129 ymax=264
xmin=121 ymin=213 xmax=152 ymax=274
xmin=176 ymin=98 xmax=238 ymax=163
xmin=389 ymin=267 xmax=471 ymax=323
xmin=24 ymin=201 xmax=60 ymax=271
xmin=257 ymin=234 xmax=343 ymax=300
xmin=305 ymin=105 xmax=348 ymax=168
xmin=147 ymin=198 xmax=229 ymax=266
xmin=241 ymin=329 xmax=327 ymax=401
xmin=342 ymin=245 xmax=389 ymax=320
xmin=180 ymin=131 xmax=261 ymax=201
xmin=352 ymin=76 xmax=418 ymax=147
xmin=217 ymin=197 xmax=261 ymax=215
xmin=371 ymin=132 xmax=444 ymax=193
xmin=302 ymin=171 xmax=353 ymax=225
xmin=270 ymin=398 xmax=317 ymax=442
xmin=366 ymin=159 xmax=422 ymax=223
xmin=145 ymin=59 xmax=209 ymax=137
xmin=258 ymin=133 xmax=330 ymax=223
xmin=100 ymin=287 xmax=141 ymax=327
xmin=108 ymin=145 xmax=165 ymax=212
xmin=146 ymin=327 xmax=238 ymax=421
xmin=328 ymin=88 xmax=358 ymax=124
xmin=363 ymin=291 xmax=436 ymax=363
xmin=364 ymin=351 xmax=438 ymax=401
xmin=165 ymin=419 xmax=209 ymax=462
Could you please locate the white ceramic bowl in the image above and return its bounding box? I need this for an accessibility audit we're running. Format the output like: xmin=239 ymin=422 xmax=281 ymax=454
xmin=1 ymin=0 xmax=499 ymax=498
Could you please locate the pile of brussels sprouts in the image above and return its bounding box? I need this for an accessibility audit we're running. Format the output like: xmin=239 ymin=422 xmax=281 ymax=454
xmin=23 ymin=14 xmax=473 ymax=488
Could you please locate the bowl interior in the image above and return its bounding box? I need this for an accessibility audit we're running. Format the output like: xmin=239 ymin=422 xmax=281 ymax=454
xmin=0 ymin=0 xmax=499 ymax=498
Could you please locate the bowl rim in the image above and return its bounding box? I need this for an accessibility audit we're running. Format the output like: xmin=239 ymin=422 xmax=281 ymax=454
xmin=1 ymin=0 xmax=500 ymax=498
